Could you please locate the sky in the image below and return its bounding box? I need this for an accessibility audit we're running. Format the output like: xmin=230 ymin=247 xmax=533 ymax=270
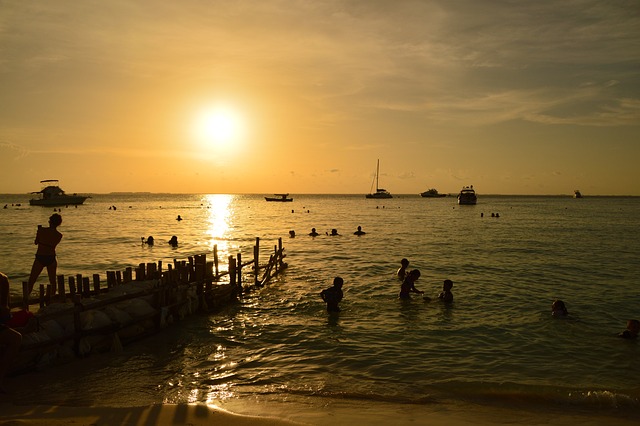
xmin=1 ymin=0 xmax=639 ymax=195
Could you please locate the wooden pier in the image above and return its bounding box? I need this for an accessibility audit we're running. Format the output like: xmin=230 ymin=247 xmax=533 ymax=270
xmin=9 ymin=237 xmax=287 ymax=375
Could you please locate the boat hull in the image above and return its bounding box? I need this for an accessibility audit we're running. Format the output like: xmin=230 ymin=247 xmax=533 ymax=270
xmin=366 ymin=192 xmax=392 ymax=199
xmin=457 ymin=186 xmax=477 ymax=205
xmin=30 ymin=196 xmax=88 ymax=206
xmin=265 ymin=197 xmax=293 ymax=202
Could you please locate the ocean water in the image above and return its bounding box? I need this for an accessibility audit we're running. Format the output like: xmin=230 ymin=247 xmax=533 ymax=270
xmin=1 ymin=193 xmax=639 ymax=423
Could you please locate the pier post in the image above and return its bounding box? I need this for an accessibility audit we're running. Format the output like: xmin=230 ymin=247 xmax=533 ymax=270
xmin=22 ymin=282 xmax=29 ymax=310
xmin=213 ymin=245 xmax=219 ymax=278
xmin=57 ymin=275 xmax=66 ymax=301
xmin=69 ymin=276 xmax=77 ymax=298
xmin=229 ymin=256 xmax=236 ymax=288
xmin=254 ymin=238 xmax=260 ymax=286
xmin=93 ymin=274 xmax=100 ymax=295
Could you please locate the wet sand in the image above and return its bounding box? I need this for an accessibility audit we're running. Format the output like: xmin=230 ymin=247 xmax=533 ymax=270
xmin=0 ymin=403 xmax=302 ymax=426
xmin=1 ymin=400 xmax=639 ymax=426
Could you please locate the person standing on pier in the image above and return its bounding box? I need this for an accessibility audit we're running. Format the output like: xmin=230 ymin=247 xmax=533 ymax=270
xmin=26 ymin=213 xmax=63 ymax=297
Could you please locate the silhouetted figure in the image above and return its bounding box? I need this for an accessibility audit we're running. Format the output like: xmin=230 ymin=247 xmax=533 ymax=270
xmin=438 ymin=279 xmax=454 ymax=303
xmin=618 ymin=319 xmax=639 ymax=339
xmin=399 ymin=269 xmax=423 ymax=300
xmin=552 ymin=300 xmax=568 ymax=317
xmin=309 ymin=228 xmax=320 ymax=237
xmin=320 ymin=277 xmax=344 ymax=313
xmin=397 ymin=258 xmax=409 ymax=281
xmin=26 ymin=214 xmax=63 ymax=298
xmin=0 ymin=272 xmax=22 ymax=392
xmin=168 ymin=236 xmax=178 ymax=247
xmin=354 ymin=226 xmax=366 ymax=235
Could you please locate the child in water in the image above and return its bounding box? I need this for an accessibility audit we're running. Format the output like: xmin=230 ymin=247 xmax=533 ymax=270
xmin=399 ymin=269 xmax=423 ymax=300
xmin=618 ymin=319 xmax=639 ymax=339
xmin=551 ymin=300 xmax=568 ymax=317
xmin=397 ymin=258 xmax=409 ymax=281
xmin=438 ymin=279 xmax=454 ymax=303
xmin=320 ymin=277 xmax=344 ymax=313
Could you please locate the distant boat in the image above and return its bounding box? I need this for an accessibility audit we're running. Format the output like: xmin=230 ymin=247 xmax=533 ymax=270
xmin=420 ymin=188 xmax=447 ymax=198
xmin=265 ymin=193 xmax=293 ymax=202
xmin=457 ymin=185 xmax=477 ymax=205
xmin=574 ymin=190 xmax=583 ymax=198
xmin=365 ymin=159 xmax=392 ymax=199
xmin=29 ymin=180 xmax=88 ymax=206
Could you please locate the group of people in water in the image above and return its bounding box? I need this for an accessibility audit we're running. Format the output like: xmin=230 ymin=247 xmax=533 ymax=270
xmin=2 ymin=211 xmax=639 ymax=392
xmin=290 ymin=226 xmax=368 ymax=238
xmin=142 ymin=235 xmax=179 ymax=247
xmin=318 ymin=257 xmax=639 ymax=341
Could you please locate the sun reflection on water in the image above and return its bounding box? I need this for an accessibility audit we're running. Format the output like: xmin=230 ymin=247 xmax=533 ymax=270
xmin=201 ymin=194 xmax=234 ymax=256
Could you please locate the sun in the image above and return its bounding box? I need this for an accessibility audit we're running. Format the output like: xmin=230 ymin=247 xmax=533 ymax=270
xmin=193 ymin=105 xmax=245 ymax=148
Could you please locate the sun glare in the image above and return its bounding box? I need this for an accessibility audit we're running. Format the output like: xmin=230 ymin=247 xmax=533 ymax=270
xmin=193 ymin=105 xmax=245 ymax=149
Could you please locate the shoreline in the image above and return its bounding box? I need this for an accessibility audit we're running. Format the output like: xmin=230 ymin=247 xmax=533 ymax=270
xmin=0 ymin=403 xmax=303 ymax=426
xmin=1 ymin=399 xmax=639 ymax=426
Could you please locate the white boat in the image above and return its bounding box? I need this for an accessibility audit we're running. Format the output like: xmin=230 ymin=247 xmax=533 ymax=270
xmin=457 ymin=185 xmax=477 ymax=205
xmin=29 ymin=180 xmax=89 ymax=206
xmin=574 ymin=190 xmax=583 ymax=198
xmin=265 ymin=193 xmax=293 ymax=202
xmin=365 ymin=160 xmax=392 ymax=199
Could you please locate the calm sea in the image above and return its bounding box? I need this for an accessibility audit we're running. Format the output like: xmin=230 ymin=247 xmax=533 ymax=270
xmin=1 ymin=193 xmax=639 ymax=423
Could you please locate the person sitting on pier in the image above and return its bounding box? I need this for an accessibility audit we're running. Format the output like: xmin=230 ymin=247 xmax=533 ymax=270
xmin=0 ymin=272 xmax=22 ymax=392
xmin=353 ymin=226 xmax=366 ymax=236
xmin=26 ymin=213 xmax=63 ymax=298
xmin=168 ymin=236 xmax=178 ymax=247
xmin=309 ymin=228 xmax=320 ymax=237
xmin=320 ymin=277 xmax=344 ymax=313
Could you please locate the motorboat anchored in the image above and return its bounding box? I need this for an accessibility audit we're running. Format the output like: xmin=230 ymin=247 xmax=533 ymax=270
xmin=365 ymin=159 xmax=392 ymax=199
xmin=457 ymin=185 xmax=477 ymax=205
xmin=420 ymin=188 xmax=447 ymax=198
xmin=265 ymin=193 xmax=293 ymax=202
xmin=29 ymin=180 xmax=89 ymax=206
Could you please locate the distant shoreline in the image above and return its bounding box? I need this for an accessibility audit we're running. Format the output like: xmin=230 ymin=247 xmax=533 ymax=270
xmin=1 ymin=193 xmax=639 ymax=197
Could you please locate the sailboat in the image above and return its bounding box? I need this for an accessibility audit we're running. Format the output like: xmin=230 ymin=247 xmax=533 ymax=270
xmin=365 ymin=159 xmax=392 ymax=199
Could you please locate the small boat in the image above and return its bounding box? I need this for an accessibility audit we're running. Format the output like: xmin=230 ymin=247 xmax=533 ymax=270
xmin=265 ymin=193 xmax=293 ymax=202
xmin=420 ymin=188 xmax=447 ymax=198
xmin=574 ymin=190 xmax=583 ymax=198
xmin=457 ymin=185 xmax=477 ymax=205
xmin=365 ymin=159 xmax=392 ymax=199
xmin=29 ymin=180 xmax=89 ymax=206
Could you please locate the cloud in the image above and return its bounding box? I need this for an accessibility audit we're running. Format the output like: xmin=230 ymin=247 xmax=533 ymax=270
xmin=0 ymin=141 xmax=29 ymax=160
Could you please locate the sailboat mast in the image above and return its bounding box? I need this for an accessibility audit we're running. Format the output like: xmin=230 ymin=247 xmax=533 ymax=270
xmin=376 ymin=159 xmax=380 ymax=191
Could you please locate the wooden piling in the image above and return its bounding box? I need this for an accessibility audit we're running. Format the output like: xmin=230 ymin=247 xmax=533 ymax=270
xmin=92 ymin=274 xmax=100 ymax=295
xmin=22 ymin=282 xmax=29 ymax=310
xmin=213 ymin=245 xmax=219 ymax=277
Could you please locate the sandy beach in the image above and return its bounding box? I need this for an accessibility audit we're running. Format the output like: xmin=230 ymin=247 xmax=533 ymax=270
xmin=0 ymin=403 xmax=302 ymax=426
xmin=1 ymin=400 xmax=639 ymax=426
